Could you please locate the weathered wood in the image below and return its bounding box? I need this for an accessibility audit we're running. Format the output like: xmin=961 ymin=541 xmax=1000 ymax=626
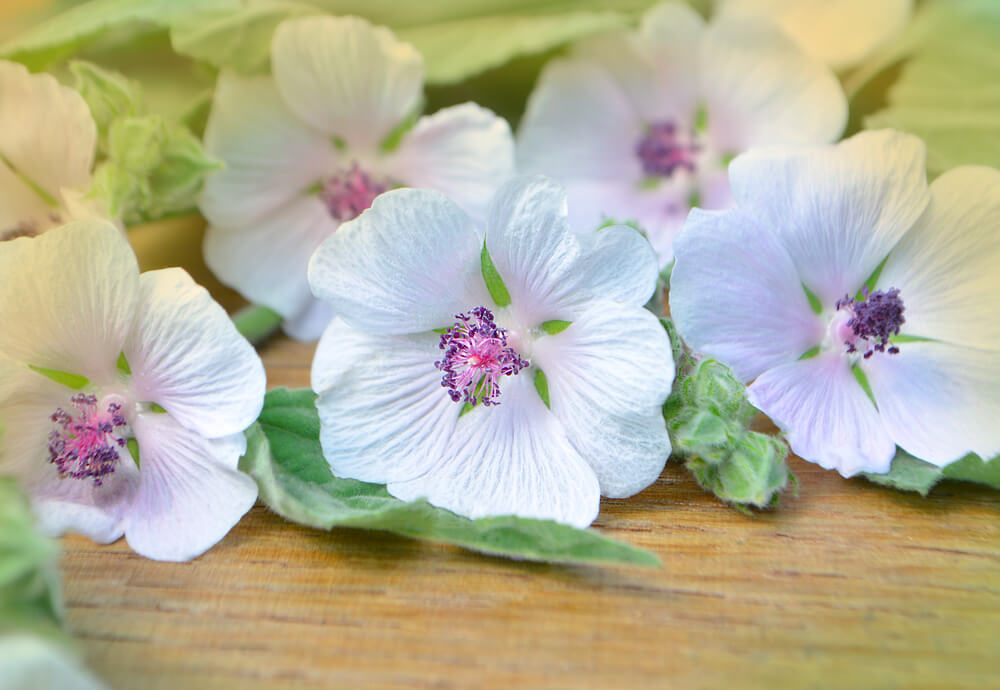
xmin=59 ymin=336 xmax=1000 ymax=690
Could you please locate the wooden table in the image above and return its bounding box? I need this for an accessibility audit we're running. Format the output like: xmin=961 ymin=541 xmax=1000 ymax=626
xmin=58 ymin=336 xmax=1000 ymax=690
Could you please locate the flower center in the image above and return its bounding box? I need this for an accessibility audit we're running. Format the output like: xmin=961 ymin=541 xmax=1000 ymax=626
xmin=320 ymin=162 xmax=388 ymax=222
xmin=835 ymin=288 xmax=905 ymax=358
xmin=636 ymin=121 xmax=700 ymax=178
xmin=48 ymin=393 xmax=129 ymax=486
xmin=434 ymin=307 xmax=529 ymax=407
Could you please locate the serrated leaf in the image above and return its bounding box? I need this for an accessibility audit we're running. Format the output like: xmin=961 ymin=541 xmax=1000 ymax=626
xmin=242 ymin=389 xmax=660 ymax=567
xmin=863 ymin=449 xmax=1000 ymax=496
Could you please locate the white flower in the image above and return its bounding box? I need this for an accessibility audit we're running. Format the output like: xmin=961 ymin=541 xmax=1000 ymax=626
xmin=669 ymin=130 xmax=1000 ymax=477
xmin=0 ymin=634 xmax=107 ymax=690
xmin=715 ymin=0 xmax=913 ymax=71
xmin=200 ymin=15 xmax=515 ymax=341
xmin=516 ymin=1 xmax=846 ymax=267
xmin=0 ymin=61 xmax=103 ymax=242
xmin=307 ymin=176 xmax=674 ymax=527
xmin=0 ymin=221 xmax=265 ymax=561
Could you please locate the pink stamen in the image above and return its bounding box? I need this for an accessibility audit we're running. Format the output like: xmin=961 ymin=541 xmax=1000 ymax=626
xmin=48 ymin=394 xmax=128 ymax=486
xmin=320 ymin=162 xmax=388 ymax=221
xmin=636 ymin=121 xmax=699 ymax=178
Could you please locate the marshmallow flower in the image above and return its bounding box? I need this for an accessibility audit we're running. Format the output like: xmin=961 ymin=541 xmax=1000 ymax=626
xmin=517 ymin=2 xmax=846 ymax=267
xmin=716 ymin=0 xmax=913 ymax=71
xmin=670 ymin=130 xmax=1000 ymax=477
xmin=0 ymin=61 xmax=101 ymax=242
xmin=307 ymin=177 xmax=674 ymax=527
xmin=0 ymin=221 xmax=265 ymax=561
xmin=200 ymin=15 xmax=515 ymax=341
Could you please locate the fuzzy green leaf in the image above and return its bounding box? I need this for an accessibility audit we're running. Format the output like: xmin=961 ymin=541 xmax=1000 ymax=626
xmin=863 ymin=449 xmax=1000 ymax=496
xmin=241 ymin=388 xmax=660 ymax=567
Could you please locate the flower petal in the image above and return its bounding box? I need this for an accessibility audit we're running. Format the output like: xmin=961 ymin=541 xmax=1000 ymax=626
xmin=205 ymin=195 xmax=339 ymax=324
xmin=312 ymin=319 xmax=457 ymax=484
xmin=670 ymin=208 xmax=824 ymax=381
xmin=728 ymin=130 xmax=930 ymax=306
xmin=124 ymin=413 xmax=257 ymax=562
xmin=485 ymin=176 xmax=658 ymax=327
xmin=271 ymin=16 xmax=423 ymax=149
xmin=748 ymin=351 xmax=896 ymax=476
xmin=200 ymin=71 xmax=337 ymax=229
xmin=0 ymin=60 xmax=95 ymax=200
xmin=877 ymin=166 xmax=1000 ymax=350
xmin=307 ymin=188 xmax=487 ymax=336
xmin=282 ymin=298 xmax=335 ymax=343
xmin=125 ymin=268 xmax=265 ymax=439
xmin=0 ymin=634 xmax=109 ymax=690
xmin=699 ymin=17 xmax=846 ymax=152
xmin=531 ymin=301 xmax=673 ymax=498
xmin=0 ymin=157 xmax=50 ymax=233
xmin=863 ymin=341 xmax=1000 ymax=466
xmin=385 ymin=102 xmax=514 ymax=223
xmin=389 ymin=374 xmax=601 ymax=528
xmin=517 ymin=59 xmax=642 ymax=182
xmin=0 ymin=220 xmax=137 ymax=381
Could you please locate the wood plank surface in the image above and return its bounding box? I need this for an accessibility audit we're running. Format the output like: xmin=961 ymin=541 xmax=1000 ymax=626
xmin=58 ymin=335 xmax=1000 ymax=690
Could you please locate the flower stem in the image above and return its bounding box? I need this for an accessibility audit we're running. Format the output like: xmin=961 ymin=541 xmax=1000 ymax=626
xmin=232 ymin=304 xmax=283 ymax=346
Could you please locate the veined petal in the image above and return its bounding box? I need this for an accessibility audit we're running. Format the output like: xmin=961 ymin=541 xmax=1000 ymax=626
xmin=307 ymin=188 xmax=488 ymax=336
xmin=0 ymin=158 xmax=50 ymax=234
xmin=517 ymin=59 xmax=642 ymax=183
xmin=125 ymin=268 xmax=265 ymax=439
xmin=699 ymin=17 xmax=846 ymax=152
xmin=200 ymin=71 xmax=337 ymax=229
xmin=729 ymin=130 xmax=930 ymax=306
xmin=531 ymin=301 xmax=672 ymax=498
xmin=385 ymin=102 xmax=514 ymax=224
xmin=204 ymin=195 xmax=339 ymax=325
xmin=864 ymin=341 xmax=1000 ymax=467
xmin=0 ymin=60 xmax=95 ymax=201
xmin=271 ymin=16 xmax=424 ymax=149
xmin=877 ymin=166 xmax=1000 ymax=350
xmin=717 ymin=0 xmax=913 ymax=71
xmin=485 ymin=176 xmax=658 ymax=327
xmin=312 ymin=319 xmax=457 ymax=484
xmin=748 ymin=351 xmax=896 ymax=477
xmin=124 ymin=413 xmax=257 ymax=562
xmin=0 ymin=220 xmax=137 ymax=382
xmin=282 ymin=298 xmax=335 ymax=343
xmin=670 ymin=208 xmax=824 ymax=381
xmin=388 ymin=375 xmax=601 ymax=528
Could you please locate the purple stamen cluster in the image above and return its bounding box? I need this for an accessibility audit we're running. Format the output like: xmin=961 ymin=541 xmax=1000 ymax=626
xmin=321 ymin=162 xmax=388 ymax=222
xmin=434 ymin=307 xmax=529 ymax=407
xmin=48 ymin=394 xmax=128 ymax=486
xmin=636 ymin=121 xmax=699 ymax=178
xmin=836 ymin=287 xmax=905 ymax=358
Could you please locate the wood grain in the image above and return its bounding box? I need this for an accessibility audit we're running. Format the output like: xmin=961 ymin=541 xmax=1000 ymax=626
xmin=58 ymin=335 xmax=1000 ymax=690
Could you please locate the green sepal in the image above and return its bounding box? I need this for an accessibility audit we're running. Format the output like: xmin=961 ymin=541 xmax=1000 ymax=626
xmin=380 ymin=100 xmax=424 ymax=153
xmin=70 ymin=60 xmax=142 ymax=141
xmin=801 ymin=283 xmax=823 ymax=315
xmin=539 ymin=320 xmax=571 ymax=335
xmin=27 ymin=366 xmax=89 ymax=391
xmin=480 ymin=243 xmax=512 ymax=308
xmin=533 ymin=369 xmax=551 ymax=409
xmin=240 ymin=388 xmax=660 ymax=567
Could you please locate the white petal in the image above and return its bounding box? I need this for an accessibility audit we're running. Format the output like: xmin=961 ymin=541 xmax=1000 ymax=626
xmin=517 ymin=59 xmax=642 ymax=182
xmin=570 ymin=2 xmax=704 ymax=123
xmin=0 ymin=635 xmax=108 ymax=690
xmin=307 ymin=188 xmax=487 ymax=335
xmin=864 ymin=342 xmax=1000 ymax=466
xmin=699 ymin=17 xmax=846 ymax=152
xmin=204 ymin=195 xmax=339 ymax=323
xmin=0 ymin=220 xmax=137 ymax=381
xmin=0 ymin=158 xmax=50 ymax=233
xmin=271 ymin=16 xmax=424 ymax=149
xmin=748 ymin=351 xmax=896 ymax=476
xmin=729 ymin=130 xmax=930 ymax=306
xmin=312 ymin=319 xmax=457 ymax=484
xmin=531 ymin=301 xmax=673 ymax=498
xmin=669 ymin=208 xmax=824 ymax=381
xmin=282 ymin=297 xmax=335 ymax=343
xmin=200 ymin=71 xmax=337 ymax=229
xmin=124 ymin=268 xmax=265 ymax=439
xmin=124 ymin=413 xmax=257 ymax=562
xmin=0 ymin=60 xmax=95 ymax=200
xmin=485 ymin=176 xmax=659 ymax=327
xmin=717 ymin=0 xmax=913 ymax=71
xmin=385 ymin=103 xmax=514 ymax=223
xmin=877 ymin=166 xmax=1000 ymax=349
xmin=389 ymin=375 xmax=601 ymax=528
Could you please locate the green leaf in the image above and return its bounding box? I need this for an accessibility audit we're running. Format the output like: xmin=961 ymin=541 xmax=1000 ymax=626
xmin=70 ymin=60 xmax=143 ymax=140
xmin=863 ymin=449 xmax=1000 ymax=496
xmin=27 ymin=366 xmax=89 ymax=391
xmin=480 ymin=243 xmax=512 ymax=308
xmin=242 ymin=389 xmax=660 ymax=567
xmin=860 ymin=0 xmax=1000 ymax=177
